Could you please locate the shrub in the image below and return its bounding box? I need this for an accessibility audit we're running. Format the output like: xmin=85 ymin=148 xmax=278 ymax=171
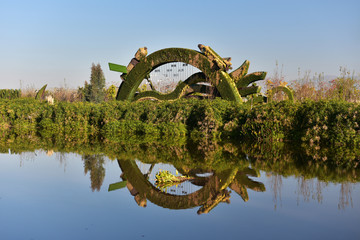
xmin=0 ymin=89 xmax=21 ymax=99
xmin=0 ymin=98 xmax=358 ymax=148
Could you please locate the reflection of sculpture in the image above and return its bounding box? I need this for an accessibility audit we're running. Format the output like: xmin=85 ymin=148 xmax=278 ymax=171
xmin=120 ymin=173 xmax=147 ymax=207
xmin=110 ymin=158 xmax=265 ymax=214
xmin=155 ymin=170 xmax=193 ymax=191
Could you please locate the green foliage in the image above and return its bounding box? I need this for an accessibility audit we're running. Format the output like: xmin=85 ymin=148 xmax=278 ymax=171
xmin=115 ymin=46 xmax=243 ymax=103
xmin=291 ymin=100 xmax=360 ymax=147
xmin=82 ymin=63 xmax=106 ymax=103
xmin=0 ymin=89 xmax=21 ymax=99
xmin=81 ymin=81 xmax=92 ymax=102
xmin=108 ymin=181 xmax=127 ymax=191
xmin=139 ymin=84 xmax=147 ymax=92
xmin=155 ymin=170 xmax=192 ymax=191
xmin=105 ymin=85 xmax=117 ymax=101
xmin=155 ymin=170 xmax=190 ymax=183
xmin=290 ymin=67 xmax=360 ymax=102
xmin=328 ymin=74 xmax=360 ymax=101
xmin=35 ymin=84 xmax=47 ymax=100
xmin=0 ymin=98 xmax=358 ymax=150
xmin=267 ymin=86 xmax=294 ymax=103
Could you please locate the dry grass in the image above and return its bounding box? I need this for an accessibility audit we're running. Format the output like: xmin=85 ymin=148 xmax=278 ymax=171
xmin=266 ymin=64 xmax=360 ymax=102
xmin=50 ymin=87 xmax=82 ymax=102
xmin=20 ymin=85 xmax=37 ymax=98
xmin=20 ymin=85 xmax=82 ymax=102
xmin=291 ymin=68 xmax=360 ymax=102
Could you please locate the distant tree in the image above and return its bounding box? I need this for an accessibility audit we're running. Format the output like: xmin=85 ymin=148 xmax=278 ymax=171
xmin=80 ymin=81 xmax=92 ymax=102
xmin=83 ymin=63 xmax=106 ymax=103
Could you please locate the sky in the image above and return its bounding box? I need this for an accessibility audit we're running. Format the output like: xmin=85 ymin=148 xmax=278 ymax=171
xmin=0 ymin=0 xmax=359 ymax=90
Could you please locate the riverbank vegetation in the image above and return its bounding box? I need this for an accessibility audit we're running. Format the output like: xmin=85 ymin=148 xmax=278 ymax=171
xmin=0 ymin=98 xmax=359 ymax=149
xmin=0 ymin=66 xmax=358 ymax=174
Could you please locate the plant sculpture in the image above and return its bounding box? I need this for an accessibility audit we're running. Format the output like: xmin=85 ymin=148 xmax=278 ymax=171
xmin=35 ymin=84 xmax=47 ymax=100
xmin=109 ymin=44 xmax=293 ymax=103
xmin=267 ymin=85 xmax=295 ymax=102
xmin=109 ymin=44 xmax=264 ymax=103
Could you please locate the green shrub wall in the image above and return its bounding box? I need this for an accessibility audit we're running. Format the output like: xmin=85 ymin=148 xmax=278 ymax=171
xmin=0 ymin=98 xmax=359 ymax=148
xmin=0 ymin=89 xmax=21 ymax=99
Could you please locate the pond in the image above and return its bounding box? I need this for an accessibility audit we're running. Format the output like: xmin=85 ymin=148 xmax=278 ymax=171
xmin=0 ymin=139 xmax=359 ymax=240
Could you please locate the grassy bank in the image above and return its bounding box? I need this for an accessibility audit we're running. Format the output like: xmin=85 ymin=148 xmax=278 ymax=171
xmin=0 ymin=98 xmax=359 ymax=148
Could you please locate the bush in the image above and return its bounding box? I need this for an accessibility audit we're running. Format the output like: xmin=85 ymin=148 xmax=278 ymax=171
xmin=0 ymin=98 xmax=358 ymax=148
xmin=0 ymin=89 xmax=21 ymax=99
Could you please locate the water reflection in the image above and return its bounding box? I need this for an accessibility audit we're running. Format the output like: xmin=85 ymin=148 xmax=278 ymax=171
xmin=266 ymin=172 xmax=357 ymax=210
xmin=2 ymin=134 xmax=360 ymax=212
xmin=82 ymin=154 xmax=105 ymax=191
xmin=111 ymin=159 xmax=265 ymax=214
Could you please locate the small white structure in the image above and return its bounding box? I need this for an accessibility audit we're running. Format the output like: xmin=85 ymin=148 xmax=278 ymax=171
xmin=45 ymin=95 xmax=54 ymax=105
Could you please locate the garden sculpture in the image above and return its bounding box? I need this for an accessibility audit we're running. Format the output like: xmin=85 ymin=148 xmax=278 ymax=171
xmin=35 ymin=84 xmax=47 ymax=100
xmin=109 ymin=44 xmax=294 ymax=103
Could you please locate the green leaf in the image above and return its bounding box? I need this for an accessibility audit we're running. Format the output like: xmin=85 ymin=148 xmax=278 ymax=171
xmin=109 ymin=63 xmax=127 ymax=73
xmin=35 ymin=84 xmax=47 ymax=100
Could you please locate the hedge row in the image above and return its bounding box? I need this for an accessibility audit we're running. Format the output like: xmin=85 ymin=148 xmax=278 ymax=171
xmin=0 ymin=89 xmax=21 ymax=99
xmin=0 ymin=98 xmax=359 ymax=148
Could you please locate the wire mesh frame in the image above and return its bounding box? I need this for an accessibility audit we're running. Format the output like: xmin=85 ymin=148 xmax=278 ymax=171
xmin=145 ymin=62 xmax=201 ymax=93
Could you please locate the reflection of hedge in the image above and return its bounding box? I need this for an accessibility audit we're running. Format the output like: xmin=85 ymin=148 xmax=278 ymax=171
xmin=0 ymin=98 xmax=359 ymax=148
xmin=0 ymin=89 xmax=21 ymax=99
xmin=241 ymin=142 xmax=359 ymax=183
xmin=0 ymin=133 xmax=359 ymax=183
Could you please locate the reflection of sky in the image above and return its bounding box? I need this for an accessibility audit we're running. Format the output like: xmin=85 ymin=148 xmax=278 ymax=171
xmin=0 ymin=152 xmax=359 ymax=239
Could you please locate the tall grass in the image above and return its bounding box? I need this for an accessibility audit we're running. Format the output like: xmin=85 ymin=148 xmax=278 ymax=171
xmin=20 ymin=85 xmax=116 ymax=102
xmin=266 ymin=64 xmax=360 ymax=102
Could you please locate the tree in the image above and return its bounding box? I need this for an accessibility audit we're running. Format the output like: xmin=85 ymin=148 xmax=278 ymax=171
xmin=84 ymin=63 xmax=106 ymax=103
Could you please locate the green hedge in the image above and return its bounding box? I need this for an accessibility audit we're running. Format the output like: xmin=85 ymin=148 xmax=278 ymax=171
xmin=0 ymin=98 xmax=359 ymax=148
xmin=0 ymin=89 xmax=21 ymax=99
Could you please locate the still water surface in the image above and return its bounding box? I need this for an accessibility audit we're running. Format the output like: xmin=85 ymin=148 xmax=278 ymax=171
xmin=0 ymin=150 xmax=359 ymax=240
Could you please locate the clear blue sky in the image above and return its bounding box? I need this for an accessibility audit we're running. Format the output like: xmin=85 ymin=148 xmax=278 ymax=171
xmin=1 ymin=0 xmax=359 ymax=89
